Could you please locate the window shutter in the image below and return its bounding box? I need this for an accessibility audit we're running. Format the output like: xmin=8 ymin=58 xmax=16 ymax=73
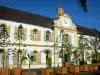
xmin=7 ymin=25 xmax=10 ymax=38
xmin=30 ymin=29 xmax=33 ymax=40
xmin=44 ymin=31 xmax=46 ymax=41
xmin=6 ymin=51 xmax=9 ymax=66
xmin=30 ymin=51 xmax=34 ymax=64
xmin=38 ymin=30 xmax=41 ymax=41
xmin=14 ymin=26 xmax=18 ymax=40
xmin=50 ymin=32 xmax=53 ymax=42
xmin=22 ymin=28 xmax=27 ymax=40
xmin=36 ymin=52 xmax=41 ymax=64
xmin=13 ymin=52 xmax=17 ymax=65
xmin=68 ymin=35 xmax=71 ymax=44
xmin=22 ymin=51 xmax=26 ymax=65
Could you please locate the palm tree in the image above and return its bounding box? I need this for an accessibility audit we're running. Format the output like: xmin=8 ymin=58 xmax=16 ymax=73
xmin=88 ymin=36 xmax=100 ymax=61
xmin=77 ymin=0 xmax=87 ymax=13
xmin=42 ymin=49 xmax=52 ymax=68
xmin=21 ymin=53 xmax=35 ymax=72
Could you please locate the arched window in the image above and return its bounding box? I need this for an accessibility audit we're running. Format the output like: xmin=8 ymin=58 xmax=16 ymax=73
xmin=46 ymin=31 xmax=50 ymax=41
xmin=63 ymin=34 xmax=68 ymax=42
xmin=33 ymin=29 xmax=37 ymax=40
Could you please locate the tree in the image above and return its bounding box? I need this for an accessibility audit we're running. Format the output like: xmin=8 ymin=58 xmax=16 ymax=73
xmin=88 ymin=36 xmax=100 ymax=61
xmin=21 ymin=53 xmax=35 ymax=72
xmin=42 ymin=49 xmax=52 ymax=68
xmin=78 ymin=35 xmax=89 ymax=63
xmin=77 ymin=0 xmax=87 ymax=13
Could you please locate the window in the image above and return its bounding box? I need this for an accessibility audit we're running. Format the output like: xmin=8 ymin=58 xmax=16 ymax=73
xmin=63 ymin=34 xmax=68 ymax=42
xmin=33 ymin=29 xmax=37 ymax=40
xmin=46 ymin=31 xmax=50 ymax=41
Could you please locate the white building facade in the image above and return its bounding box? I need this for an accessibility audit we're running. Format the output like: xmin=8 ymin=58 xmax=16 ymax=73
xmin=0 ymin=6 xmax=100 ymax=69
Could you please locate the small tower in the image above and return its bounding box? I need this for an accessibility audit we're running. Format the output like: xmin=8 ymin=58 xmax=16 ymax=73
xmin=57 ymin=6 xmax=64 ymax=17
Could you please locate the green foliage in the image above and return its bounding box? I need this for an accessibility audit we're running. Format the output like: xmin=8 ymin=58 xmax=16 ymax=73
xmin=42 ymin=49 xmax=52 ymax=68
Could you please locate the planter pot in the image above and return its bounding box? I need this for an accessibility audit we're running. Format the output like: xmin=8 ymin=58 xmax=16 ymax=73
xmin=1 ymin=68 xmax=10 ymax=75
xmin=79 ymin=65 xmax=84 ymax=72
xmin=65 ymin=62 xmax=71 ymax=68
xmin=41 ymin=68 xmax=53 ymax=75
xmin=79 ymin=64 xmax=89 ymax=72
xmin=93 ymin=63 xmax=98 ymax=70
xmin=56 ymin=67 xmax=68 ymax=75
xmin=70 ymin=66 xmax=80 ymax=74
xmin=12 ymin=67 xmax=22 ymax=75
xmin=22 ymin=72 xmax=36 ymax=75
xmin=88 ymin=66 xmax=93 ymax=71
xmin=84 ymin=65 xmax=89 ymax=72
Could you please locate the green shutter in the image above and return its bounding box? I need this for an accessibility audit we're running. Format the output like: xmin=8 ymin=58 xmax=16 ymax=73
xmin=14 ymin=26 xmax=18 ymax=40
xmin=38 ymin=30 xmax=41 ymax=41
xmin=36 ymin=52 xmax=41 ymax=64
xmin=22 ymin=51 xmax=26 ymax=65
xmin=7 ymin=25 xmax=10 ymax=38
xmin=30 ymin=29 xmax=33 ymax=40
xmin=68 ymin=35 xmax=71 ymax=44
xmin=30 ymin=51 xmax=34 ymax=64
xmin=6 ymin=51 xmax=9 ymax=67
xmin=44 ymin=31 xmax=46 ymax=41
xmin=13 ymin=52 xmax=17 ymax=65
xmin=51 ymin=32 xmax=53 ymax=42
xmin=22 ymin=28 xmax=27 ymax=40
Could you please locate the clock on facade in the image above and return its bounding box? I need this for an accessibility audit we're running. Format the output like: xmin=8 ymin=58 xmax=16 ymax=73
xmin=62 ymin=18 xmax=68 ymax=25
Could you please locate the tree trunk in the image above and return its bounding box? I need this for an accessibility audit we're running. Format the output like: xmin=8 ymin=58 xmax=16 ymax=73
xmin=29 ymin=60 xmax=30 ymax=72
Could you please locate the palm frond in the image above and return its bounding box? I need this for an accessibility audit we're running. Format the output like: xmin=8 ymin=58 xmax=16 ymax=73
xmin=77 ymin=0 xmax=88 ymax=13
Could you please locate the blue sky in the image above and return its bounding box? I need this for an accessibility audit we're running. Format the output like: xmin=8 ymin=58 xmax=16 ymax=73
xmin=0 ymin=0 xmax=100 ymax=31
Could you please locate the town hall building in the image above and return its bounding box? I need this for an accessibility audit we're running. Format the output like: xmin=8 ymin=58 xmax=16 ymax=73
xmin=0 ymin=6 xmax=100 ymax=69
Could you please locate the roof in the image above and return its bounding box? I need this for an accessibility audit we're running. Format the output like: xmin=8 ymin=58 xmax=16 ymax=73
xmin=0 ymin=5 xmax=53 ymax=28
xmin=0 ymin=5 xmax=100 ymax=37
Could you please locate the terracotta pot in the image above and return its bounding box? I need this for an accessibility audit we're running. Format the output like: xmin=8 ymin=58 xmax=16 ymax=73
xmin=1 ymin=67 xmax=10 ymax=75
xmin=79 ymin=64 xmax=89 ymax=72
xmin=65 ymin=62 xmax=71 ymax=68
xmin=70 ymin=66 xmax=80 ymax=74
xmin=79 ymin=65 xmax=84 ymax=72
xmin=93 ymin=63 xmax=98 ymax=70
xmin=84 ymin=65 xmax=89 ymax=72
xmin=12 ymin=67 xmax=22 ymax=75
xmin=22 ymin=72 xmax=36 ymax=75
xmin=41 ymin=68 xmax=53 ymax=75
xmin=56 ymin=67 xmax=68 ymax=75
xmin=88 ymin=66 xmax=93 ymax=71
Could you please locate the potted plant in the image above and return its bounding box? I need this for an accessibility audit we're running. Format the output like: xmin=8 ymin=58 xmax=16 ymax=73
xmin=21 ymin=52 xmax=36 ymax=75
xmin=41 ymin=49 xmax=53 ymax=75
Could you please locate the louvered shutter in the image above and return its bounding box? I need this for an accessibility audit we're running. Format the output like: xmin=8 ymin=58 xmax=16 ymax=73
xmin=38 ymin=30 xmax=41 ymax=41
xmin=22 ymin=28 xmax=27 ymax=40
xmin=7 ymin=25 xmax=10 ymax=38
xmin=44 ymin=31 xmax=46 ymax=41
xmin=30 ymin=29 xmax=33 ymax=40
xmin=22 ymin=51 xmax=26 ymax=65
xmin=50 ymin=32 xmax=53 ymax=42
xmin=13 ymin=51 xmax=17 ymax=65
xmin=6 ymin=51 xmax=9 ymax=67
xmin=30 ymin=51 xmax=34 ymax=64
xmin=36 ymin=52 xmax=41 ymax=64
xmin=68 ymin=35 xmax=71 ymax=44
xmin=14 ymin=26 xmax=18 ymax=40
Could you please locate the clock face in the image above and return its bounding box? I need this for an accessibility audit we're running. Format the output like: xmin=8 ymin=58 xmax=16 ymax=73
xmin=63 ymin=19 xmax=67 ymax=24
